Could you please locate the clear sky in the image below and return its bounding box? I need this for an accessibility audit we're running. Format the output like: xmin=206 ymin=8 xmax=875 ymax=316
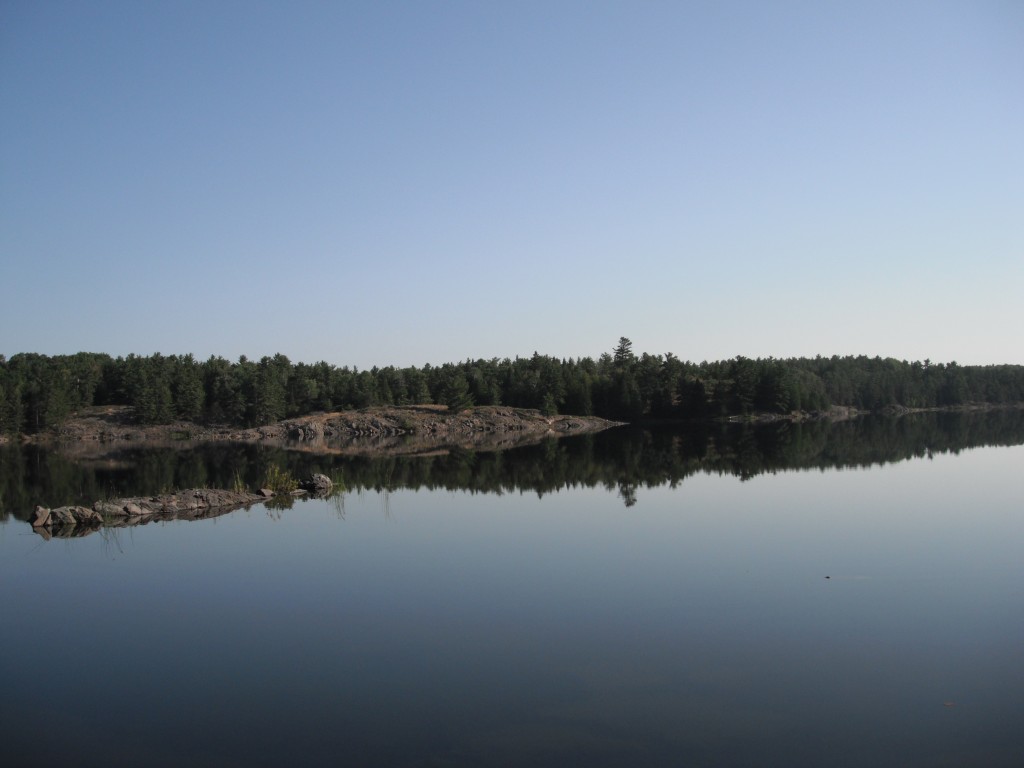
xmin=2 ymin=0 xmax=1022 ymax=368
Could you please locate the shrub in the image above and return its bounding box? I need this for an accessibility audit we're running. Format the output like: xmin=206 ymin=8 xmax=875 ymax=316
xmin=262 ymin=464 xmax=298 ymax=494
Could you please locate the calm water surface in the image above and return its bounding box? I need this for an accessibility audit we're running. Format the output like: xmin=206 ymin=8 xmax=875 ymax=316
xmin=1 ymin=417 xmax=1022 ymax=767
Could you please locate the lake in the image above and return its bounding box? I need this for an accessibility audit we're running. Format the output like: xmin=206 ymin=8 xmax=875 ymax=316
xmin=2 ymin=412 xmax=1023 ymax=767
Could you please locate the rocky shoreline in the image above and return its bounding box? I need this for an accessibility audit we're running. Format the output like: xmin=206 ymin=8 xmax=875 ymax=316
xmin=17 ymin=404 xmax=621 ymax=456
xmin=7 ymin=403 xmax=1020 ymax=452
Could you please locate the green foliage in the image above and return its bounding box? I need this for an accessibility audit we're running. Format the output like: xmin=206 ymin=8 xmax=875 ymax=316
xmin=252 ymin=355 xmax=289 ymax=425
xmin=173 ymin=354 xmax=204 ymax=421
xmin=326 ymin=469 xmax=347 ymax=492
xmin=262 ymin=464 xmax=298 ymax=494
xmin=124 ymin=353 xmax=174 ymax=424
xmin=440 ymin=368 xmax=474 ymax=412
xmin=613 ymin=337 xmax=635 ymax=368
xmin=540 ymin=393 xmax=558 ymax=417
xmin=3 ymin=342 xmax=1024 ymax=435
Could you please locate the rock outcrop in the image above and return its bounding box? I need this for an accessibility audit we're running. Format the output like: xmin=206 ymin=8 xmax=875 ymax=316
xmin=27 ymin=478 xmax=337 ymax=540
xmin=30 ymin=405 xmax=621 ymax=454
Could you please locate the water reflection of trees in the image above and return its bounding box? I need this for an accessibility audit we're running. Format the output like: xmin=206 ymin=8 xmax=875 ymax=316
xmin=3 ymin=410 xmax=1023 ymax=520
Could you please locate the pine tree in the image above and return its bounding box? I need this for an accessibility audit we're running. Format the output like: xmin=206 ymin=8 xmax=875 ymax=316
xmin=613 ymin=337 xmax=635 ymax=369
xmin=442 ymin=370 xmax=474 ymax=412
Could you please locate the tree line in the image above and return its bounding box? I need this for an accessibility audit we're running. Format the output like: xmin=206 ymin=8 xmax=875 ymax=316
xmin=2 ymin=338 xmax=1023 ymax=433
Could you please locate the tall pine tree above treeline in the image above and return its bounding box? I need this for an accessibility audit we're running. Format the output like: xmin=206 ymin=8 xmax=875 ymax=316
xmin=2 ymin=339 xmax=1023 ymax=433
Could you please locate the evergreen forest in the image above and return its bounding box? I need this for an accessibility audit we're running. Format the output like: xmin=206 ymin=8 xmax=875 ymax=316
xmin=2 ymin=338 xmax=1023 ymax=434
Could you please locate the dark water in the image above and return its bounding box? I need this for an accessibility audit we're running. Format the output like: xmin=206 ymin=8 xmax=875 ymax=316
xmin=1 ymin=412 xmax=1023 ymax=767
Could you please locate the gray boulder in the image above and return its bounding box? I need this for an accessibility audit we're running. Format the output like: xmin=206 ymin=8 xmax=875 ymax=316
xmin=31 ymin=506 xmax=51 ymax=527
xmin=299 ymin=474 xmax=333 ymax=496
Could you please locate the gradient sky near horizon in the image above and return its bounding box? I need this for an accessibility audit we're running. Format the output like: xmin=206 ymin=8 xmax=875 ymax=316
xmin=2 ymin=0 xmax=1022 ymax=369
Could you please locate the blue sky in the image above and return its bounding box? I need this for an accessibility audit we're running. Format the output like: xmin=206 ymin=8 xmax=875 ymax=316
xmin=2 ymin=0 xmax=1022 ymax=368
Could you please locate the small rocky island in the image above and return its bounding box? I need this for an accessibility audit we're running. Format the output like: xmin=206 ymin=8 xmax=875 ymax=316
xmin=29 ymin=474 xmax=337 ymax=540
